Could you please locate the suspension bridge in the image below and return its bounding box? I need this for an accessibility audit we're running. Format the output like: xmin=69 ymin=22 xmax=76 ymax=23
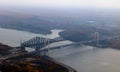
xmin=18 ymin=32 xmax=120 ymax=56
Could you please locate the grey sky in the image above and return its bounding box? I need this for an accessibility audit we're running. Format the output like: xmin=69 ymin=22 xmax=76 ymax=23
xmin=0 ymin=0 xmax=120 ymax=8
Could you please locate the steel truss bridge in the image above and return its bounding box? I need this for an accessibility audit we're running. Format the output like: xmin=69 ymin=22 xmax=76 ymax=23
xmin=20 ymin=37 xmax=64 ymax=53
xmin=19 ymin=34 xmax=120 ymax=55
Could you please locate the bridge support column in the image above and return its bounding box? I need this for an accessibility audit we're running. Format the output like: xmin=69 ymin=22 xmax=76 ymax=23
xmin=42 ymin=50 xmax=48 ymax=56
xmin=21 ymin=46 xmax=25 ymax=51
xmin=45 ymin=49 xmax=49 ymax=56
xmin=35 ymin=46 xmax=40 ymax=52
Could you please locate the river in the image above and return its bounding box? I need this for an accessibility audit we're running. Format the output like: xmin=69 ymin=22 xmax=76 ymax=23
xmin=1 ymin=28 xmax=120 ymax=72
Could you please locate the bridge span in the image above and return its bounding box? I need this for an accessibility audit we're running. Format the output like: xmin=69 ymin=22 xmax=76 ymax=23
xmin=20 ymin=36 xmax=64 ymax=51
xmin=18 ymin=34 xmax=120 ymax=56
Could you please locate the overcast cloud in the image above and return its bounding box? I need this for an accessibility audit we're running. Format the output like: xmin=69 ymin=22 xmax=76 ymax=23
xmin=0 ymin=0 xmax=120 ymax=8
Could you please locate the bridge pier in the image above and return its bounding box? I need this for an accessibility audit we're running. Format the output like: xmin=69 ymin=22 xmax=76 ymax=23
xmin=21 ymin=46 xmax=25 ymax=51
xmin=43 ymin=50 xmax=49 ymax=56
xmin=45 ymin=49 xmax=49 ymax=56
xmin=35 ymin=46 xmax=41 ymax=52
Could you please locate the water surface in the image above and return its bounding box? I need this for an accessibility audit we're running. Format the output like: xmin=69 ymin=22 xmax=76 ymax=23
xmin=1 ymin=28 xmax=120 ymax=72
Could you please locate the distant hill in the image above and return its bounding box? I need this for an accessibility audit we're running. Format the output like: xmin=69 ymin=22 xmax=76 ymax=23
xmin=1 ymin=9 xmax=120 ymax=42
xmin=0 ymin=14 xmax=59 ymax=34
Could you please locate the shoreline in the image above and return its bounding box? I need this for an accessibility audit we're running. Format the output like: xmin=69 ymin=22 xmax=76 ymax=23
xmin=0 ymin=52 xmax=77 ymax=72
xmin=0 ymin=43 xmax=77 ymax=72
xmin=44 ymin=56 xmax=77 ymax=72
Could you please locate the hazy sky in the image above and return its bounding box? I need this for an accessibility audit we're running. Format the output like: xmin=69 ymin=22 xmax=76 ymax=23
xmin=0 ymin=0 xmax=120 ymax=8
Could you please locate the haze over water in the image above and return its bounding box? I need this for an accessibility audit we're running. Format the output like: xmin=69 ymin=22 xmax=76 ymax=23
xmin=1 ymin=0 xmax=120 ymax=72
xmin=1 ymin=28 xmax=120 ymax=72
xmin=0 ymin=28 xmax=63 ymax=46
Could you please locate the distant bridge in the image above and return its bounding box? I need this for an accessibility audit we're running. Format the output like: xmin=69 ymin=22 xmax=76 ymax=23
xmin=19 ymin=32 xmax=120 ymax=56
xmin=38 ymin=35 xmax=120 ymax=53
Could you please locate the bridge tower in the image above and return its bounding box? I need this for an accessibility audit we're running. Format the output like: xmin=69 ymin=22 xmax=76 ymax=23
xmin=94 ymin=32 xmax=99 ymax=47
xmin=43 ymin=39 xmax=50 ymax=56
xmin=20 ymin=40 xmax=25 ymax=51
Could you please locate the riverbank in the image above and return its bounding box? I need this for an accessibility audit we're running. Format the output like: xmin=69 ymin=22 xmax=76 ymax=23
xmin=44 ymin=56 xmax=77 ymax=72
xmin=0 ymin=43 xmax=12 ymax=56
xmin=0 ymin=43 xmax=76 ymax=72
xmin=59 ymin=30 xmax=120 ymax=49
xmin=0 ymin=53 xmax=76 ymax=72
